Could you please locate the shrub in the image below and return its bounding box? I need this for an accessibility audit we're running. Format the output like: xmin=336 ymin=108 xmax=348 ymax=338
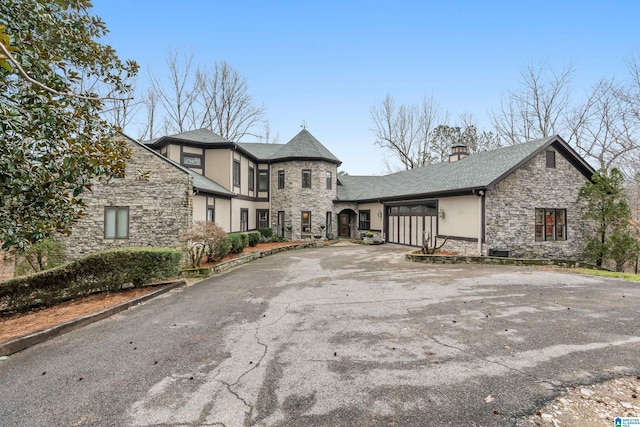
xmin=181 ymin=221 xmax=230 ymax=267
xmin=228 ymin=234 xmax=246 ymax=254
xmin=248 ymin=231 xmax=261 ymax=247
xmin=0 ymin=247 xmax=182 ymax=314
xmin=211 ymin=237 xmax=231 ymax=261
xmin=258 ymin=227 xmax=273 ymax=240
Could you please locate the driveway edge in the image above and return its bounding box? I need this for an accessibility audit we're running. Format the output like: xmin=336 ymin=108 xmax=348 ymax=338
xmin=0 ymin=279 xmax=187 ymax=357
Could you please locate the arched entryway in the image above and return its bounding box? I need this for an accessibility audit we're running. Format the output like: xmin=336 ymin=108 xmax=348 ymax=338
xmin=338 ymin=209 xmax=356 ymax=238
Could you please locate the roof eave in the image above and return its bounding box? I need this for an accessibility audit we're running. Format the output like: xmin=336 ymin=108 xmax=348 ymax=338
xmin=269 ymin=156 xmax=342 ymax=166
xmin=193 ymin=187 xmax=236 ymax=198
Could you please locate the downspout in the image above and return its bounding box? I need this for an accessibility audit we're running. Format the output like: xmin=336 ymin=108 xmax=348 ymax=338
xmin=476 ymin=189 xmax=485 ymax=255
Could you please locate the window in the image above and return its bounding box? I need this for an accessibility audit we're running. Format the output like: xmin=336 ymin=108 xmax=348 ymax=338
xmin=326 ymin=171 xmax=332 ymax=190
xmin=248 ymin=167 xmax=255 ymax=191
xmin=302 ymin=169 xmax=312 ymax=188
xmin=207 ymin=207 xmax=214 ymax=222
xmin=233 ymin=160 xmax=241 ymax=187
xmin=301 ymin=211 xmax=311 ymax=233
xmin=535 ymin=208 xmax=566 ymax=241
xmin=278 ymin=170 xmax=285 ymax=189
xmin=240 ymin=208 xmax=249 ymax=232
xmin=257 ymin=210 xmax=269 ymax=229
xmin=182 ymin=153 xmax=203 ymax=168
xmin=546 ymin=150 xmax=556 ymax=168
xmin=104 ymin=207 xmax=129 ymax=239
xmin=326 ymin=211 xmax=333 ymax=235
xmin=359 ymin=210 xmax=371 ymax=230
xmin=258 ymin=170 xmax=269 ymax=191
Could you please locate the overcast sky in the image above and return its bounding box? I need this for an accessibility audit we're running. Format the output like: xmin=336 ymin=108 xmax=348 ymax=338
xmin=93 ymin=0 xmax=640 ymax=175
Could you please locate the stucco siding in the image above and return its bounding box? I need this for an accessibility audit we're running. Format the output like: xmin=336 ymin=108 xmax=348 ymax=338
xmin=216 ymin=199 xmax=232 ymax=232
xmin=193 ymin=195 xmax=207 ymax=222
xmin=205 ymin=149 xmax=231 ymax=189
xmin=357 ymin=202 xmax=384 ymax=231
xmin=439 ymin=195 xmax=480 ymax=239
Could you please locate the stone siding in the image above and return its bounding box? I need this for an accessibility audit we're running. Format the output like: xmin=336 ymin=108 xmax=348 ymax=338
xmin=485 ymin=147 xmax=590 ymax=259
xmin=60 ymin=138 xmax=193 ymax=260
xmin=440 ymin=238 xmax=480 ymax=256
xmin=270 ymin=160 xmax=337 ymax=240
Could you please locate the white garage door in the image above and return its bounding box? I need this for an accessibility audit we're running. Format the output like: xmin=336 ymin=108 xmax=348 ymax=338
xmin=387 ymin=203 xmax=438 ymax=247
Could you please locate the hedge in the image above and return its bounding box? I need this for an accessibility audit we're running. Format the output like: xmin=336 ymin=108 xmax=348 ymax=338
xmin=0 ymin=247 xmax=182 ymax=315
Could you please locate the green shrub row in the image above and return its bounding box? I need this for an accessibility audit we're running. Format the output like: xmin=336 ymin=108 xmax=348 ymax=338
xmin=0 ymin=247 xmax=182 ymax=315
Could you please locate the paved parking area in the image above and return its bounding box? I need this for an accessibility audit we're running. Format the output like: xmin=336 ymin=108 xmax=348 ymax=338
xmin=1 ymin=244 xmax=639 ymax=426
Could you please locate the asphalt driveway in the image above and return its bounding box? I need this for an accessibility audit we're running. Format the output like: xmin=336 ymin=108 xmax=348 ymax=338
xmin=1 ymin=244 xmax=639 ymax=426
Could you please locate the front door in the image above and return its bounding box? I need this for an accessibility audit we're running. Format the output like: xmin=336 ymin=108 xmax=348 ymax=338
xmin=339 ymin=213 xmax=350 ymax=237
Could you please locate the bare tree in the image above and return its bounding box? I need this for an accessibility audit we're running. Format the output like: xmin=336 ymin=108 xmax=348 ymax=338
xmin=256 ymin=120 xmax=280 ymax=144
xmin=138 ymin=88 xmax=159 ymax=141
xmin=491 ymin=63 xmax=574 ymax=145
xmin=148 ymin=49 xmax=201 ymax=134
xmin=564 ymin=76 xmax=640 ymax=175
xmin=371 ymin=94 xmax=445 ymax=171
xmin=102 ymin=97 xmax=141 ymax=132
xmin=197 ymin=61 xmax=264 ymax=141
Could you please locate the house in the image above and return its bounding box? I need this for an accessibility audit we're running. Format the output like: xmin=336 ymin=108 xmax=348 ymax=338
xmin=143 ymin=128 xmax=341 ymax=240
xmin=60 ymin=134 xmax=235 ymax=259
xmin=62 ymin=129 xmax=594 ymax=261
xmin=336 ymin=136 xmax=594 ymax=259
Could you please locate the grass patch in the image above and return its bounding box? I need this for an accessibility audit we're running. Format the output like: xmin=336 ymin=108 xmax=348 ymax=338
xmin=572 ymin=268 xmax=640 ymax=282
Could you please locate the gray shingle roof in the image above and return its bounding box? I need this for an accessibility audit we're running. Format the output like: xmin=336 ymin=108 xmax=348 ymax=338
xmin=270 ymin=129 xmax=341 ymax=164
xmin=188 ymin=169 xmax=235 ymax=197
xmin=237 ymin=142 xmax=284 ymax=159
xmin=124 ymin=133 xmax=235 ymax=198
xmin=337 ymin=136 xmax=591 ymax=201
xmin=143 ymin=128 xmax=231 ymax=147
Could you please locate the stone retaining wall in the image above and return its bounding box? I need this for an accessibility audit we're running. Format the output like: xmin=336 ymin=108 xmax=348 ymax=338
xmin=405 ymin=250 xmax=600 ymax=269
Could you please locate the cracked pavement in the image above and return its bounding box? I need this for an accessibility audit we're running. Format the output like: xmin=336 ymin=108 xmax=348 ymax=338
xmin=1 ymin=244 xmax=640 ymax=426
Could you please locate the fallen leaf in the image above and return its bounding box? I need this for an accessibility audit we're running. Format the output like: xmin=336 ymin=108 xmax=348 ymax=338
xmin=493 ymin=408 xmax=500 ymax=415
xmin=484 ymin=395 xmax=495 ymax=403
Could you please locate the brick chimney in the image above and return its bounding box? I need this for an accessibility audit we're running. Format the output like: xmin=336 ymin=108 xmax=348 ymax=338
xmin=449 ymin=145 xmax=469 ymax=162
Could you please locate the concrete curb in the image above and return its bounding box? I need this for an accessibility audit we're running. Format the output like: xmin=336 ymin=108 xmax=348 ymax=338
xmin=0 ymin=279 xmax=187 ymax=357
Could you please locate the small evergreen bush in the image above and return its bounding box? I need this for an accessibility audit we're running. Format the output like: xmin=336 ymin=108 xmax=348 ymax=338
xmin=258 ymin=227 xmax=273 ymax=239
xmin=228 ymin=234 xmax=246 ymax=254
xmin=248 ymin=231 xmax=261 ymax=247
